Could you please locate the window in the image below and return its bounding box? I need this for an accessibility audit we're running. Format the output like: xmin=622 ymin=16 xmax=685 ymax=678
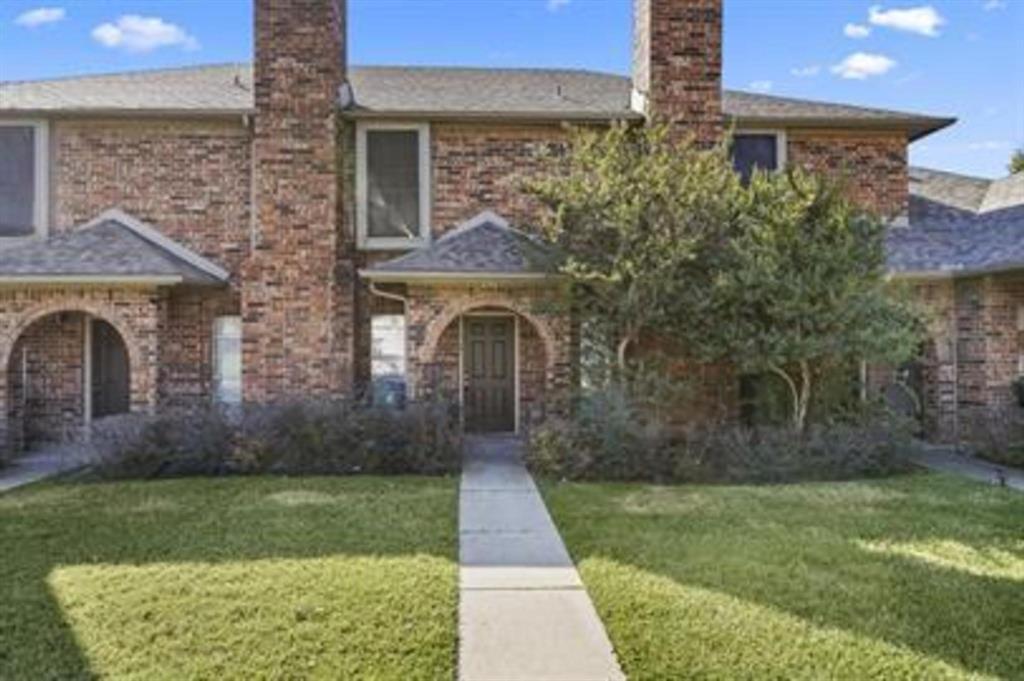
xmin=731 ymin=131 xmax=785 ymax=184
xmin=356 ymin=123 xmax=430 ymax=249
xmin=213 ymin=316 xmax=242 ymax=404
xmin=371 ymin=314 xmax=407 ymax=407
xmin=0 ymin=120 xmax=48 ymax=237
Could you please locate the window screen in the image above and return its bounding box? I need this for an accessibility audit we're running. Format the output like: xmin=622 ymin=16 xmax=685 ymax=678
xmin=0 ymin=126 xmax=37 ymax=237
xmin=732 ymin=134 xmax=778 ymax=184
xmin=213 ymin=316 xmax=242 ymax=404
xmin=366 ymin=130 xmax=421 ymax=239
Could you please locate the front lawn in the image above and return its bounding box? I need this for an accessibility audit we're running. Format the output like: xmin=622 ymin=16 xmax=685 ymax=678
xmin=542 ymin=473 xmax=1024 ymax=680
xmin=0 ymin=476 xmax=457 ymax=680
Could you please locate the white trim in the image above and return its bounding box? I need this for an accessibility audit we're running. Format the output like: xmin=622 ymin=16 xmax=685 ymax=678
xmin=356 ymin=121 xmax=432 ymax=250
xmin=83 ymin=315 xmax=93 ymax=427
xmin=0 ymin=274 xmax=182 ymax=285
xmin=82 ymin=208 xmax=231 ymax=282
xmin=459 ymin=312 xmax=520 ymax=434
xmin=0 ymin=118 xmax=49 ymax=239
xmin=733 ymin=128 xmax=788 ymax=172
xmin=359 ymin=270 xmax=557 ymax=284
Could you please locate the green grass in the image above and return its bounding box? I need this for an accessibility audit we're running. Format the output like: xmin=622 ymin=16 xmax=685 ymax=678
xmin=541 ymin=472 xmax=1024 ymax=680
xmin=0 ymin=476 xmax=458 ymax=680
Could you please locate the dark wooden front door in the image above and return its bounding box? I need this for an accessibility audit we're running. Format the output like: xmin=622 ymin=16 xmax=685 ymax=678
xmin=463 ymin=316 xmax=515 ymax=433
xmin=91 ymin=319 xmax=130 ymax=419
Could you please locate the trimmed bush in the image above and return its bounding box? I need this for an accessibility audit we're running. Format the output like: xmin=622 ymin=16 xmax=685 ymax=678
xmin=526 ymin=393 xmax=918 ymax=484
xmin=965 ymin=406 xmax=1024 ymax=468
xmin=90 ymin=398 xmax=461 ymax=480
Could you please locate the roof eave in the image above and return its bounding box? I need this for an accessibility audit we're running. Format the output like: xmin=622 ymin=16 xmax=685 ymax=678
xmin=358 ymin=269 xmax=561 ymax=284
xmin=0 ymin=274 xmax=184 ymax=286
xmin=0 ymin=108 xmax=255 ymax=119
xmin=728 ymin=115 xmax=957 ymax=141
xmin=341 ymin=108 xmax=643 ymax=123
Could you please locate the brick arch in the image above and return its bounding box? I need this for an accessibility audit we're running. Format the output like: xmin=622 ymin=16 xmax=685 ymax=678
xmin=418 ymin=296 xmax=558 ymax=373
xmin=0 ymin=301 xmax=144 ymax=379
xmin=0 ymin=300 xmax=158 ymax=454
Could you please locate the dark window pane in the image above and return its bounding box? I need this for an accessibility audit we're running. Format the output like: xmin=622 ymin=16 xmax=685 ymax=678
xmin=0 ymin=126 xmax=36 ymax=236
xmin=366 ymin=130 xmax=420 ymax=239
xmin=732 ymin=134 xmax=778 ymax=184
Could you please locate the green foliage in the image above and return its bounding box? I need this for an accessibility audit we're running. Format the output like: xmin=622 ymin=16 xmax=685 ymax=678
xmin=528 ymin=125 xmax=922 ymax=430
xmin=695 ymin=169 xmax=923 ymax=430
xmin=90 ymin=398 xmax=461 ymax=479
xmin=525 ymin=123 xmax=743 ymax=371
xmin=1010 ymin=146 xmax=1024 ymax=174
xmin=526 ymin=393 xmax=917 ymax=484
xmin=0 ymin=476 xmax=457 ymax=679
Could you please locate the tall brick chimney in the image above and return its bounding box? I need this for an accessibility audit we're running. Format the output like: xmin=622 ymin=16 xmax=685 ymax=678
xmin=632 ymin=0 xmax=723 ymax=145
xmin=243 ymin=0 xmax=350 ymax=401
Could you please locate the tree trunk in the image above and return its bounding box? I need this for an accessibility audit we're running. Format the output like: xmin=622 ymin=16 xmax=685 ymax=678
xmin=768 ymin=363 xmax=812 ymax=433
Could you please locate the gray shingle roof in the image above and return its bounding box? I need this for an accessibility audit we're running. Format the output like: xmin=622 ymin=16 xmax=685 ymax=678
xmin=0 ymin=211 xmax=229 ymax=285
xmin=363 ymin=211 xmax=560 ymax=280
xmin=887 ymin=168 xmax=1024 ymax=276
xmin=1 ymin=63 xmax=953 ymax=137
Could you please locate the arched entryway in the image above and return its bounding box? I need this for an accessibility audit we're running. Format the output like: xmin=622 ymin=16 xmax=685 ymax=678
xmin=415 ymin=301 xmax=564 ymax=434
xmin=5 ymin=312 xmax=131 ymax=451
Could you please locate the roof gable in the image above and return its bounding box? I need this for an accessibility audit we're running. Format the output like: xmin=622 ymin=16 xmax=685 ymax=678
xmin=0 ymin=210 xmax=230 ymax=285
xmin=363 ymin=211 xmax=561 ymax=281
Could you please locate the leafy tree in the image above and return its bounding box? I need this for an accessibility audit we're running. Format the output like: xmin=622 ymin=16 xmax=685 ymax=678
xmin=525 ymin=123 xmax=742 ymax=376
xmin=1010 ymin=147 xmax=1024 ymax=174
xmin=698 ymin=170 xmax=923 ymax=431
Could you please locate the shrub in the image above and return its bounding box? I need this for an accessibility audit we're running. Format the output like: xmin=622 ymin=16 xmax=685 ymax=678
xmin=526 ymin=395 xmax=917 ymax=484
xmin=965 ymin=406 xmax=1024 ymax=468
xmin=90 ymin=397 xmax=461 ymax=480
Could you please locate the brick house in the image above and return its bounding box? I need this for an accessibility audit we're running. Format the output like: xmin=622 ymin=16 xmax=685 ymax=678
xmin=0 ymin=0 xmax=1009 ymax=455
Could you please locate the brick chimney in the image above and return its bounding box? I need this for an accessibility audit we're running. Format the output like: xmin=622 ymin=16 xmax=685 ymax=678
xmin=632 ymin=0 xmax=723 ymax=145
xmin=243 ymin=0 xmax=350 ymax=401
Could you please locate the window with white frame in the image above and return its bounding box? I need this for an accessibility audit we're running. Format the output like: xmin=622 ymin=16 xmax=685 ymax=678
xmin=371 ymin=314 xmax=406 ymax=378
xmin=0 ymin=120 xmax=48 ymax=238
xmin=731 ymin=130 xmax=786 ymax=184
xmin=213 ymin=316 xmax=242 ymax=404
xmin=356 ymin=123 xmax=430 ymax=249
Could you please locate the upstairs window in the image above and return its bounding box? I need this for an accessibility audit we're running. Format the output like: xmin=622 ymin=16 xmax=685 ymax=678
xmin=731 ymin=131 xmax=785 ymax=184
xmin=357 ymin=123 xmax=430 ymax=249
xmin=0 ymin=121 xmax=48 ymax=238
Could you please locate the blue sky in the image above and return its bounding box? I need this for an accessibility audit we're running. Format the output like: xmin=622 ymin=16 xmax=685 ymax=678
xmin=1 ymin=0 xmax=1021 ymax=178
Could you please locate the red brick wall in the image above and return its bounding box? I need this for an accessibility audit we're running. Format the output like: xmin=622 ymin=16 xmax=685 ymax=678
xmin=787 ymin=130 xmax=909 ymax=218
xmin=633 ymin=0 xmax=723 ymax=144
xmin=244 ymin=0 xmax=352 ymax=401
xmin=52 ymin=118 xmax=252 ymax=276
xmin=7 ymin=312 xmax=85 ymax=449
xmin=431 ymin=123 xmax=567 ymax=234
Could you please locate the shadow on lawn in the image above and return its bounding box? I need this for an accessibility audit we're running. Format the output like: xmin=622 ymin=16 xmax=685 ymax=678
xmin=546 ymin=473 xmax=1024 ymax=680
xmin=0 ymin=475 xmax=457 ymax=680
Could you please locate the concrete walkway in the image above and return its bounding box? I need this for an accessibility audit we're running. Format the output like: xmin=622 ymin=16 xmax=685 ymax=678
xmin=458 ymin=435 xmax=625 ymax=681
xmin=0 ymin=445 xmax=90 ymax=494
xmin=916 ymin=448 xmax=1024 ymax=492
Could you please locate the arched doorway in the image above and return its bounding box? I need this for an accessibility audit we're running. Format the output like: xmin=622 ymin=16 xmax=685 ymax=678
xmin=6 ymin=312 xmax=130 ymax=451
xmin=420 ymin=304 xmax=555 ymax=434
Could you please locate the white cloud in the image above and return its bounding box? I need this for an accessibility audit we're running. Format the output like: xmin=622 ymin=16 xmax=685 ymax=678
xmin=748 ymin=80 xmax=773 ymax=93
xmin=14 ymin=7 xmax=66 ymax=27
xmin=546 ymin=0 xmax=570 ymax=11
xmin=983 ymin=0 xmax=1007 ymax=10
xmin=868 ymin=5 xmax=945 ymax=37
xmin=92 ymin=15 xmax=199 ymax=53
xmin=831 ymin=52 xmax=897 ymax=79
xmin=844 ymin=22 xmax=872 ymax=38
xmin=790 ymin=65 xmax=822 ymax=77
